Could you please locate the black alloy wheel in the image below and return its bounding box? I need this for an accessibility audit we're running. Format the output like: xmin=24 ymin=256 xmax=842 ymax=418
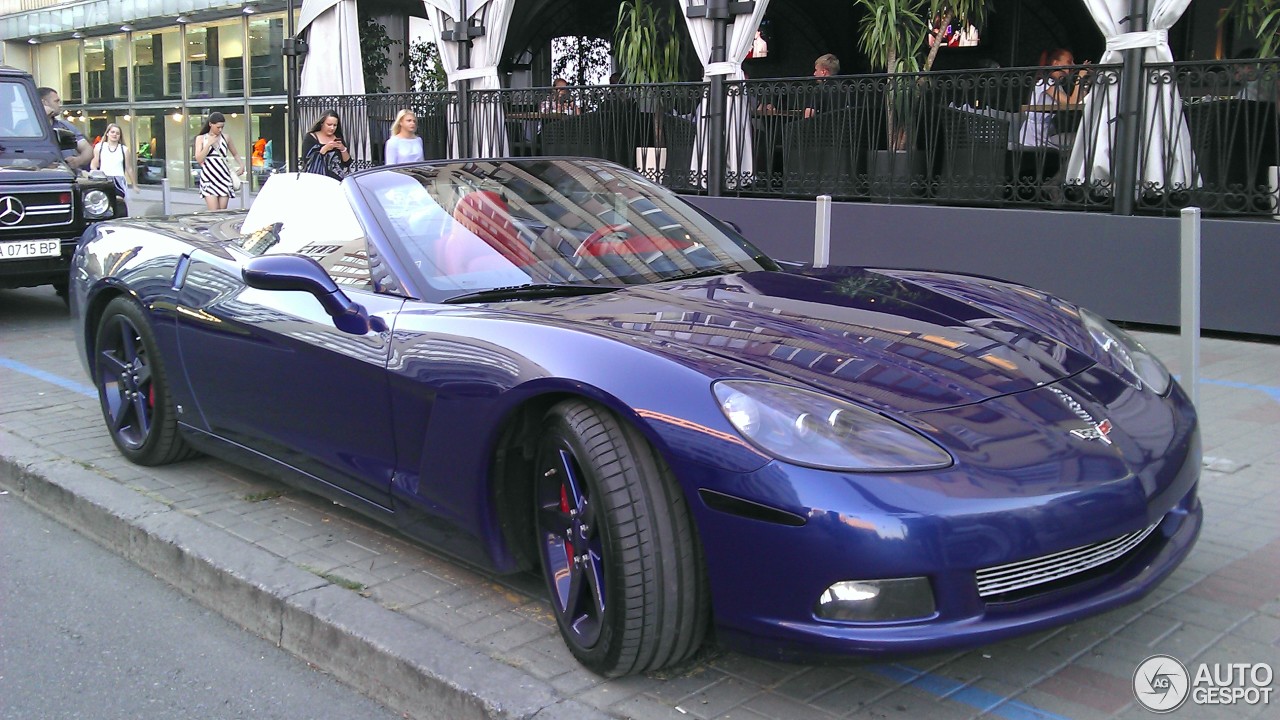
xmin=93 ymin=297 xmax=194 ymax=466
xmin=534 ymin=400 xmax=708 ymax=677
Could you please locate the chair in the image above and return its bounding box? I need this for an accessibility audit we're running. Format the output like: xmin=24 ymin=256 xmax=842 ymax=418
xmin=419 ymin=113 xmax=449 ymax=160
xmin=595 ymin=103 xmax=647 ymax=168
xmin=1184 ymin=98 xmax=1279 ymax=213
xmin=781 ymin=107 xmax=872 ymax=197
xmin=937 ymin=106 xmax=1013 ymax=204
xmin=439 ymin=191 xmax=540 ymax=275
xmin=541 ymin=114 xmax=604 ymax=159
xmin=505 ymin=119 xmax=537 ymax=156
xmin=659 ymin=115 xmax=697 ymax=189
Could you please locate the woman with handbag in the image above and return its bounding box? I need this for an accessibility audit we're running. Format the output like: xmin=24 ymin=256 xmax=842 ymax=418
xmin=302 ymin=111 xmax=353 ymax=180
xmin=194 ymin=112 xmax=245 ymax=210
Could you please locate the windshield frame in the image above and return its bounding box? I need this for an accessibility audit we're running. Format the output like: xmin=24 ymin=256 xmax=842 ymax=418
xmin=0 ymin=80 xmax=47 ymax=141
xmin=349 ymin=158 xmax=778 ymax=304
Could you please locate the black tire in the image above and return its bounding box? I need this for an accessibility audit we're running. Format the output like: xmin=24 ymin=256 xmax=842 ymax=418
xmin=533 ymin=400 xmax=708 ymax=676
xmin=93 ymin=297 xmax=195 ymax=466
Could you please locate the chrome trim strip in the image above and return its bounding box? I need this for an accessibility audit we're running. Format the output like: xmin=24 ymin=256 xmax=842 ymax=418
xmin=976 ymin=522 xmax=1159 ymax=598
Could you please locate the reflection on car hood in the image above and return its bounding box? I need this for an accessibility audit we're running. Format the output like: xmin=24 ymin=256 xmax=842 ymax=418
xmin=510 ymin=268 xmax=1098 ymax=413
xmin=0 ymin=156 xmax=74 ymax=180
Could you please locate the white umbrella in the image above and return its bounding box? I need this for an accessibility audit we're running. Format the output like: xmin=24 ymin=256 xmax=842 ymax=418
xmin=1066 ymin=0 xmax=1195 ymax=196
xmin=423 ymin=0 xmax=517 ymax=157
xmin=299 ymin=0 xmax=366 ymax=97
xmin=299 ymin=0 xmax=368 ymax=166
xmin=682 ymin=0 xmax=772 ymax=189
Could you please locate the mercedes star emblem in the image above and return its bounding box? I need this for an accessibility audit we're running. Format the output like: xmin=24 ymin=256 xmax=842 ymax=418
xmin=0 ymin=196 xmax=26 ymax=226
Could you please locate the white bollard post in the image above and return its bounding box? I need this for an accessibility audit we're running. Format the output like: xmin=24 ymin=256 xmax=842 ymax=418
xmin=1180 ymin=207 xmax=1201 ymax=408
xmin=161 ymin=177 xmax=171 ymax=216
xmin=1269 ymin=166 xmax=1279 ymax=221
xmin=814 ymin=195 xmax=832 ymax=268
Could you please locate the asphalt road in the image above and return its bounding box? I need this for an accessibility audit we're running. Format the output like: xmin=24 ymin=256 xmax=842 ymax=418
xmin=0 ymin=285 xmax=401 ymax=719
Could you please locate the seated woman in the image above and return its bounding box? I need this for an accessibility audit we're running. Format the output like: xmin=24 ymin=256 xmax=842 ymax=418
xmin=1019 ymin=48 xmax=1089 ymax=148
xmin=540 ymin=78 xmax=580 ymax=115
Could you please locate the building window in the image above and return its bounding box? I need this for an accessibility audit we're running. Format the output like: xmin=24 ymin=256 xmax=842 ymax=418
xmin=248 ymin=14 xmax=287 ymax=97
xmin=133 ymin=109 xmax=184 ymax=188
xmin=248 ymin=104 xmax=286 ymax=191
xmin=36 ymin=41 xmax=82 ymax=103
xmin=84 ymin=35 xmax=128 ymax=104
xmin=133 ymin=28 xmax=182 ymax=101
xmin=185 ymin=18 xmax=246 ymax=100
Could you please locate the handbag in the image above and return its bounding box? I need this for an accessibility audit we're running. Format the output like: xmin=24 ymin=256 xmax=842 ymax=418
xmin=304 ymin=142 xmax=329 ymax=176
xmin=231 ymin=171 xmax=243 ymax=192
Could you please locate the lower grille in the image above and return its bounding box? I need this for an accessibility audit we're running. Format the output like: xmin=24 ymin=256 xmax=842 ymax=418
xmin=975 ymin=522 xmax=1159 ymax=599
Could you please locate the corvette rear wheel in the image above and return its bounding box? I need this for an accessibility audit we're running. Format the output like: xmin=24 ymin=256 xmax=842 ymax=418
xmin=534 ymin=400 xmax=708 ymax=676
xmin=94 ymin=297 xmax=194 ymax=466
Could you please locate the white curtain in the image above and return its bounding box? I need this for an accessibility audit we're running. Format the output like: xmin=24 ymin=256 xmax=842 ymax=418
xmin=299 ymin=0 xmax=366 ymax=97
xmin=682 ymin=0 xmax=771 ymax=187
xmin=423 ymin=0 xmax=515 ymax=157
xmin=299 ymin=0 xmax=368 ymax=166
xmin=1066 ymin=0 xmax=1195 ymax=195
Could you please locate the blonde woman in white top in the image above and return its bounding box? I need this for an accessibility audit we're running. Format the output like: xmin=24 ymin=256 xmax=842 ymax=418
xmin=91 ymin=123 xmax=136 ymax=195
xmin=384 ymin=109 xmax=425 ymax=165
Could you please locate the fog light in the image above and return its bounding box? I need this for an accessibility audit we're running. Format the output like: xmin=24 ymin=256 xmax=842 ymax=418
xmin=816 ymin=577 xmax=935 ymax=622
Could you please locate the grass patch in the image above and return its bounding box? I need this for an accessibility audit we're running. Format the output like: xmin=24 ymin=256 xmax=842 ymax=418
xmin=243 ymin=488 xmax=286 ymax=503
xmin=301 ymin=565 xmax=366 ymax=592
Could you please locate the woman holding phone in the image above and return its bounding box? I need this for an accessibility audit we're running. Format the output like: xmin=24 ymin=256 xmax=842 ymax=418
xmin=301 ymin=110 xmax=353 ymax=180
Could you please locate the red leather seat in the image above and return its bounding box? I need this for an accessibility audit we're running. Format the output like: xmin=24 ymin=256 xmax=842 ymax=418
xmin=439 ymin=191 xmax=540 ymax=275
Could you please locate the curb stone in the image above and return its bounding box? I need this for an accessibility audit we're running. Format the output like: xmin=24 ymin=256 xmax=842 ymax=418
xmin=0 ymin=428 xmax=610 ymax=720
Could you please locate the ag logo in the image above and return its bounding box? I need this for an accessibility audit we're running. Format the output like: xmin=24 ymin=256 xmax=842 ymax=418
xmin=1134 ymin=654 xmax=1190 ymax=713
xmin=0 ymin=196 xmax=26 ymax=226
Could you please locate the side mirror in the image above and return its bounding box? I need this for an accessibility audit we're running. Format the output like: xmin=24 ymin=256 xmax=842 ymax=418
xmin=54 ymin=126 xmax=77 ymax=151
xmin=242 ymin=254 xmax=386 ymax=335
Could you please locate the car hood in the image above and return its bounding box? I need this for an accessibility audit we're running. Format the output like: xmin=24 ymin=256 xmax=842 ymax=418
xmin=0 ymin=156 xmax=74 ymax=181
xmin=508 ymin=269 xmax=1098 ymax=413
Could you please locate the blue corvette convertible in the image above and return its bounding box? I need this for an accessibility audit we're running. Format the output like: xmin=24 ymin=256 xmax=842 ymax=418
xmin=70 ymin=158 xmax=1200 ymax=676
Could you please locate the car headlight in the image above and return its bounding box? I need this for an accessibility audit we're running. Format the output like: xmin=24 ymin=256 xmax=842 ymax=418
xmin=1080 ymin=309 xmax=1171 ymax=395
xmin=82 ymin=189 xmax=113 ymax=219
xmin=713 ymin=380 xmax=952 ymax=471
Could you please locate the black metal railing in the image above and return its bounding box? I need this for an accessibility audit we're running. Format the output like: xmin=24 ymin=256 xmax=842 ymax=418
xmin=299 ymin=57 xmax=1280 ymax=218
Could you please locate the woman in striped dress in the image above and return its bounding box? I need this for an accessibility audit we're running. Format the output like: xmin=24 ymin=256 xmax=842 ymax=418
xmin=194 ymin=112 xmax=244 ymax=210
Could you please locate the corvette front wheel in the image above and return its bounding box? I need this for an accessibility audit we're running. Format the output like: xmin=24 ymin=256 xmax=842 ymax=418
xmin=534 ymin=400 xmax=708 ymax=677
xmin=93 ymin=297 xmax=195 ymax=466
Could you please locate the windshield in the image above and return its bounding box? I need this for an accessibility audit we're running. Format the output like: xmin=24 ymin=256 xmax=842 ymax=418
xmin=0 ymin=81 xmax=45 ymax=139
xmin=353 ymin=158 xmax=777 ymax=301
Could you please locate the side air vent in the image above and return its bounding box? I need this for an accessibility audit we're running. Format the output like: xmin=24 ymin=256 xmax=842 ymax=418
xmin=699 ymin=488 xmax=806 ymax=527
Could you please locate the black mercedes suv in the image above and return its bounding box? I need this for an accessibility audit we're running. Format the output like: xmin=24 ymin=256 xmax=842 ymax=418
xmin=1 ymin=65 xmax=124 ymax=297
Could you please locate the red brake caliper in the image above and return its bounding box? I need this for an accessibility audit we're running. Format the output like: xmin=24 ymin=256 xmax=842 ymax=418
xmin=560 ymin=483 xmax=574 ymax=561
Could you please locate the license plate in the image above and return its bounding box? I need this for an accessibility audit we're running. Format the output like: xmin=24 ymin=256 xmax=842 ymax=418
xmin=0 ymin=239 xmax=61 ymax=260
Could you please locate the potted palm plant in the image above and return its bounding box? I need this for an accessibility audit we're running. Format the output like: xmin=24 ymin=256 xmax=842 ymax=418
xmin=1223 ymin=0 xmax=1280 ymax=58
xmin=855 ymin=0 xmax=927 ymax=197
xmin=615 ymin=0 xmax=685 ymax=178
xmin=856 ymin=1 xmax=991 ymax=197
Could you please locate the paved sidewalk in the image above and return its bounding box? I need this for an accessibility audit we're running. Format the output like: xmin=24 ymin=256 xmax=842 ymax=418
xmin=1 ymin=287 xmax=1277 ymax=719
xmin=127 ymin=183 xmax=255 ymax=217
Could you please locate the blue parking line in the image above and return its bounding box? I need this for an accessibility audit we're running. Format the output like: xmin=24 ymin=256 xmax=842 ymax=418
xmin=873 ymin=664 xmax=1071 ymax=720
xmin=0 ymin=357 xmax=96 ymax=399
xmin=1198 ymin=377 xmax=1280 ymax=403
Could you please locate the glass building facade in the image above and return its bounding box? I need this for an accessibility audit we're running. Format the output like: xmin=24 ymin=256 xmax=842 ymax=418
xmin=14 ymin=6 xmax=294 ymax=192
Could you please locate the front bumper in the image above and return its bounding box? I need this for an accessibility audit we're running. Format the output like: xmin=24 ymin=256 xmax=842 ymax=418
xmin=711 ymin=483 xmax=1200 ymax=662
xmin=685 ymin=373 xmax=1202 ymax=663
